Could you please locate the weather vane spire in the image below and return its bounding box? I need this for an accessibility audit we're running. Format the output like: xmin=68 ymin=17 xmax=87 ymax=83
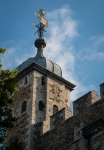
xmin=32 ymin=9 xmax=48 ymax=39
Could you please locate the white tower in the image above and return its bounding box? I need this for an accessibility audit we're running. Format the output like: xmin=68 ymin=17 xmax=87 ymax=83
xmin=5 ymin=9 xmax=76 ymax=150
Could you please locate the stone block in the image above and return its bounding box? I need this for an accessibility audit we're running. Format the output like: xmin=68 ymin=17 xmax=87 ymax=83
xmin=73 ymin=90 xmax=98 ymax=116
xmin=50 ymin=107 xmax=72 ymax=130
xmin=74 ymin=122 xmax=85 ymax=141
xmin=100 ymin=83 xmax=104 ymax=99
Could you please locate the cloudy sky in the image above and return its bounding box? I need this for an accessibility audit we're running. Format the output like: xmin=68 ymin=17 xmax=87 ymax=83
xmin=0 ymin=0 xmax=104 ymax=108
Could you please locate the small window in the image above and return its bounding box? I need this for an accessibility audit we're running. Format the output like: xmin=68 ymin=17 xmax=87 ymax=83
xmin=41 ymin=76 xmax=45 ymax=86
xmin=25 ymin=77 xmax=27 ymax=84
xmin=21 ymin=101 xmax=27 ymax=113
xmin=53 ymin=105 xmax=58 ymax=114
xmin=9 ymin=109 xmax=12 ymax=118
xmin=39 ymin=101 xmax=45 ymax=112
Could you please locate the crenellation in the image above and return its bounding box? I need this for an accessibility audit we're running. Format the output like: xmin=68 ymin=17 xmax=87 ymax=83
xmin=36 ymin=97 xmax=104 ymax=150
xmin=73 ymin=90 xmax=98 ymax=116
xmin=50 ymin=107 xmax=72 ymax=130
xmin=100 ymin=82 xmax=104 ymax=99
xmin=5 ymin=32 xmax=104 ymax=150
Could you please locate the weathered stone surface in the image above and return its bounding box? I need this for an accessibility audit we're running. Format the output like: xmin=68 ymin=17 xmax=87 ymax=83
xmin=50 ymin=107 xmax=72 ymax=130
xmin=36 ymin=97 xmax=104 ymax=150
xmin=5 ymin=60 xmax=104 ymax=150
xmin=5 ymin=69 xmax=71 ymax=150
xmin=73 ymin=90 xmax=98 ymax=116
xmin=100 ymin=83 xmax=104 ymax=99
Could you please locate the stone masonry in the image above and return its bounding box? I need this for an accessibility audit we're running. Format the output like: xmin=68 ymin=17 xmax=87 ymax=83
xmin=5 ymin=62 xmax=104 ymax=150
xmin=36 ymin=89 xmax=104 ymax=150
xmin=5 ymin=62 xmax=75 ymax=150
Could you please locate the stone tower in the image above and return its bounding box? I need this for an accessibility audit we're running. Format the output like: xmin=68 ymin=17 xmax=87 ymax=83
xmin=5 ymin=10 xmax=76 ymax=150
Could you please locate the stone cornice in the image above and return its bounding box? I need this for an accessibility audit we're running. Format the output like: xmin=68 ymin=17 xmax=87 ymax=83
xmin=17 ymin=62 xmax=76 ymax=91
xmin=82 ymin=119 xmax=104 ymax=138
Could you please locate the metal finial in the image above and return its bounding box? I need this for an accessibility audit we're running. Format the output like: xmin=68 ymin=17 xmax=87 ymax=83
xmin=32 ymin=9 xmax=48 ymax=39
xmin=38 ymin=9 xmax=45 ymax=17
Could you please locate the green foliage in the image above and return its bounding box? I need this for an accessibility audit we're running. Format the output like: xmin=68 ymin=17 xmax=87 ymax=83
xmin=5 ymin=137 xmax=24 ymax=150
xmin=0 ymin=48 xmax=6 ymax=54
xmin=0 ymin=48 xmax=6 ymax=68
xmin=0 ymin=48 xmax=19 ymax=144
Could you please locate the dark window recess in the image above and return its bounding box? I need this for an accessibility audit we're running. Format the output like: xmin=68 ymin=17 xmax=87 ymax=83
xmin=39 ymin=101 xmax=45 ymax=111
xmin=53 ymin=105 xmax=58 ymax=114
xmin=21 ymin=101 xmax=27 ymax=113
xmin=25 ymin=77 xmax=27 ymax=84
xmin=9 ymin=110 xmax=12 ymax=118
xmin=41 ymin=76 xmax=45 ymax=86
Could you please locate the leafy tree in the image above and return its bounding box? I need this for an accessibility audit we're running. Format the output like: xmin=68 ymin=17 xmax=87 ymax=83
xmin=0 ymin=48 xmax=18 ymax=146
xmin=0 ymin=48 xmax=6 ymax=54
xmin=5 ymin=137 xmax=24 ymax=150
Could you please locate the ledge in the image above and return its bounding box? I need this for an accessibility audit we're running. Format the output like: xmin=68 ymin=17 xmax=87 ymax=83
xmin=82 ymin=119 xmax=104 ymax=138
xmin=17 ymin=62 xmax=76 ymax=91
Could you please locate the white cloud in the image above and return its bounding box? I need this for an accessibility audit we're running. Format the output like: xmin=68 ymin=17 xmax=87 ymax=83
xmin=44 ymin=6 xmax=94 ymax=102
xmin=0 ymin=41 xmax=35 ymax=70
xmin=78 ymin=36 xmax=104 ymax=61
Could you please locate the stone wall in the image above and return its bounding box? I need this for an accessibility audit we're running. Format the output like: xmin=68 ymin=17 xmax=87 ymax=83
xmin=91 ymin=133 xmax=104 ymax=150
xmin=44 ymin=77 xmax=70 ymax=132
xmin=5 ymin=69 xmax=71 ymax=150
xmin=73 ymin=90 xmax=98 ymax=116
xmin=8 ymin=59 xmax=75 ymax=149
xmin=50 ymin=107 xmax=72 ymax=130
xmin=100 ymin=83 xmax=104 ymax=99
xmin=5 ymin=113 xmax=29 ymax=148
xmin=5 ymin=71 xmax=34 ymax=150
xmin=32 ymin=71 xmax=46 ymax=124
xmin=36 ymin=96 xmax=104 ymax=150
xmin=6 ymin=61 xmax=104 ymax=150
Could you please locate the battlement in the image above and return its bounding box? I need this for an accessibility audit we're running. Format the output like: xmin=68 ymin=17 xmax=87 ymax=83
xmin=35 ymin=107 xmax=72 ymax=137
xmin=36 ymin=90 xmax=104 ymax=150
xmin=5 ymin=53 xmax=104 ymax=150
xmin=50 ymin=107 xmax=72 ymax=130
xmin=73 ymin=90 xmax=98 ymax=116
xmin=100 ymin=82 xmax=104 ymax=99
xmin=35 ymin=84 xmax=103 ymax=139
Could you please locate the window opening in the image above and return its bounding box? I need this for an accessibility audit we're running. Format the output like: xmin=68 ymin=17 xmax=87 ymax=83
xmin=21 ymin=101 xmax=27 ymax=113
xmin=41 ymin=76 xmax=45 ymax=86
xmin=39 ymin=101 xmax=45 ymax=112
xmin=25 ymin=77 xmax=27 ymax=84
xmin=9 ymin=109 xmax=12 ymax=118
xmin=53 ymin=105 xmax=58 ymax=114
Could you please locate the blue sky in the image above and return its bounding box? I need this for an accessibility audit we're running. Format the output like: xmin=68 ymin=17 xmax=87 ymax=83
xmin=0 ymin=0 xmax=104 ymax=106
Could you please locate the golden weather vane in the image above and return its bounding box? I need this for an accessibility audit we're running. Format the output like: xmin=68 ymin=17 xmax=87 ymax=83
xmin=32 ymin=9 xmax=48 ymax=39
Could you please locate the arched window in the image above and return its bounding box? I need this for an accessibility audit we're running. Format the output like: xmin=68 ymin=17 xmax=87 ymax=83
xmin=39 ymin=101 xmax=45 ymax=112
xmin=53 ymin=105 xmax=58 ymax=114
xmin=24 ymin=77 xmax=27 ymax=84
xmin=41 ymin=76 xmax=45 ymax=86
xmin=21 ymin=101 xmax=27 ymax=113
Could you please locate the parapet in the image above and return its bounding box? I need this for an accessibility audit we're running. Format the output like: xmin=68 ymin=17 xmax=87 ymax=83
xmin=34 ymin=121 xmax=50 ymax=136
xmin=100 ymin=83 xmax=104 ymax=99
xmin=50 ymin=107 xmax=72 ymax=130
xmin=73 ymin=90 xmax=98 ymax=116
xmin=34 ymin=107 xmax=72 ymax=136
